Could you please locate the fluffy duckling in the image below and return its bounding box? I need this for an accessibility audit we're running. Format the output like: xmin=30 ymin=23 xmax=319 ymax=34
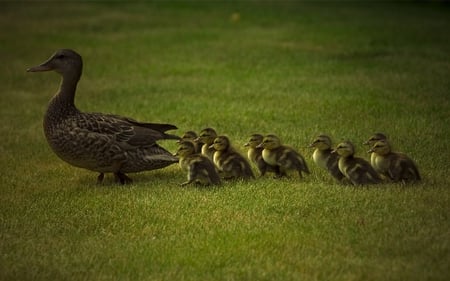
xmin=368 ymin=140 xmax=421 ymax=183
xmin=195 ymin=127 xmax=218 ymax=161
xmin=257 ymin=134 xmax=310 ymax=178
xmin=309 ymin=135 xmax=345 ymax=182
xmin=244 ymin=134 xmax=280 ymax=177
xmin=210 ymin=135 xmax=255 ymax=180
xmin=333 ymin=141 xmax=382 ymax=186
xmin=178 ymin=130 xmax=202 ymax=154
xmin=363 ymin=133 xmax=388 ymax=168
xmin=175 ymin=140 xmax=220 ymax=186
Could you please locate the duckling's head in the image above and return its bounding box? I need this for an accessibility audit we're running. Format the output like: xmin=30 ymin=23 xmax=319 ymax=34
xmin=244 ymin=134 xmax=264 ymax=148
xmin=367 ymin=140 xmax=391 ymax=155
xmin=257 ymin=134 xmax=281 ymax=150
xmin=27 ymin=49 xmax=83 ymax=78
xmin=334 ymin=141 xmax=355 ymax=157
xmin=175 ymin=140 xmax=197 ymax=157
xmin=196 ymin=128 xmax=217 ymax=145
xmin=181 ymin=131 xmax=198 ymax=140
xmin=178 ymin=131 xmax=198 ymax=144
xmin=211 ymin=135 xmax=231 ymax=151
xmin=363 ymin=133 xmax=387 ymax=146
xmin=309 ymin=135 xmax=332 ymax=150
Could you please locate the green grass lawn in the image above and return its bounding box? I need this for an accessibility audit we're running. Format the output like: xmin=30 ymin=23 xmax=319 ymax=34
xmin=1 ymin=1 xmax=449 ymax=280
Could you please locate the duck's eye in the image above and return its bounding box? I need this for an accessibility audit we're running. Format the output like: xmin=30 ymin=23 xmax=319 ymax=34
xmin=55 ymin=54 xmax=65 ymax=59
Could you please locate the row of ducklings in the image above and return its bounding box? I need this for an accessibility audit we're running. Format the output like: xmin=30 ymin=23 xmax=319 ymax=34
xmin=175 ymin=128 xmax=421 ymax=187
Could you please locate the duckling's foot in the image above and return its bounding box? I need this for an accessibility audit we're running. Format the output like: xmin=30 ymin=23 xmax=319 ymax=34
xmin=97 ymin=173 xmax=105 ymax=184
xmin=180 ymin=181 xmax=190 ymax=187
xmin=114 ymin=172 xmax=133 ymax=185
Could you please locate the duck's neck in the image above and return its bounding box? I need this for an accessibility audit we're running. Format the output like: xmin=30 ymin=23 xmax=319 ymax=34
xmin=49 ymin=71 xmax=81 ymax=116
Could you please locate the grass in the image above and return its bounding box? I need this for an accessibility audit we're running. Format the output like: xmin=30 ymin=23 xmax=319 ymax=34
xmin=1 ymin=1 xmax=449 ymax=280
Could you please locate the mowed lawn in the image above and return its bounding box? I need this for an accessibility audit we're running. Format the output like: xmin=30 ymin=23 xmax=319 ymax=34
xmin=1 ymin=1 xmax=449 ymax=281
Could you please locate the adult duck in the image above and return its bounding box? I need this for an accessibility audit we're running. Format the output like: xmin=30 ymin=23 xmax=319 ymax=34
xmin=27 ymin=49 xmax=179 ymax=184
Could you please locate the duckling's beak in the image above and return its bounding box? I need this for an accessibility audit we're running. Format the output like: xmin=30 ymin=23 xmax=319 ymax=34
xmin=209 ymin=144 xmax=214 ymax=149
xmin=256 ymin=143 xmax=263 ymax=149
xmin=363 ymin=140 xmax=370 ymax=146
xmin=244 ymin=142 xmax=250 ymax=147
xmin=367 ymin=148 xmax=374 ymax=154
xmin=307 ymin=143 xmax=315 ymax=148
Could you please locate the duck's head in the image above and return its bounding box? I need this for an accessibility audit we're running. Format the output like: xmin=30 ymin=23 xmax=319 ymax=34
xmin=175 ymin=140 xmax=196 ymax=157
xmin=367 ymin=140 xmax=391 ymax=155
xmin=177 ymin=131 xmax=198 ymax=144
xmin=196 ymin=128 xmax=217 ymax=145
xmin=210 ymin=135 xmax=230 ymax=151
xmin=363 ymin=133 xmax=387 ymax=146
xmin=333 ymin=141 xmax=355 ymax=157
xmin=27 ymin=49 xmax=83 ymax=77
xmin=257 ymin=134 xmax=281 ymax=150
xmin=309 ymin=135 xmax=332 ymax=150
xmin=244 ymin=134 xmax=264 ymax=148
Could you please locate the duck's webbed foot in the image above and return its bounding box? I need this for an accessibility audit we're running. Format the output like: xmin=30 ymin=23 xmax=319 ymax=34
xmin=114 ymin=172 xmax=133 ymax=185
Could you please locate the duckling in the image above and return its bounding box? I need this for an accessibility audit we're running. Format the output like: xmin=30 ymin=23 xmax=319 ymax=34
xmin=368 ymin=140 xmax=421 ymax=183
xmin=333 ymin=141 xmax=382 ymax=186
xmin=178 ymin=130 xmax=202 ymax=154
xmin=175 ymin=140 xmax=221 ymax=186
xmin=308 ymin=135 xmax=345 ymax=182
xmin=244 ymin=134 xmax=280 ymax=177
xmin=195 ymin=127 xmax=218 ymax=161
xmin=257 ymin=134 xmax=310 ymax=178
xmin=363 ymin=133 xmax=388 ymax=169
xmin=27 ymin=49 xmax=179 ymax=184
xmin=210 ymin=135 xmax=255 ymax=180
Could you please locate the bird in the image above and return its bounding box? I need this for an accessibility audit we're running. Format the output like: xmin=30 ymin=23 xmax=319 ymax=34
xmin=363 ymin=133 xmax=388 ymax=168
xmin=367 ymin=140 xmax=421 ymax=183
xmin=175 ymin=140 xmax=221 ymax=186
xmin=27 ymin=49 xmax=180 ymax=184
xmin=257 ymin=134 xmax=309 ymax=178
xmin=178 ymin=130 xmax=202 ymax=154
xmin=244 ymin=134 xmax=280 ymax=177
xmin=195 ymin=127 xmax=218 ymax=161
xmin=210 ymin=135 xmax=255 ymax=180
xmin=333 ymin=141 xmax=382 ymax=186
xmin=308 ymin=135 xmax=345 ymax=182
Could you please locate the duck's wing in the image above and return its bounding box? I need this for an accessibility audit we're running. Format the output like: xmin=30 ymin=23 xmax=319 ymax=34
xmin=110 ymin=115 xmax=178 ymax=133
xmin=79 ymin=112 xmax=179 ymax=148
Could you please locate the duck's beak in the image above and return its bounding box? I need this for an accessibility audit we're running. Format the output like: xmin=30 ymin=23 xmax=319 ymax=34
xmin=363 ymin=140 xmax=370 ymax=146
xmin=256 ymin=143 xmax=263 ymax=149
xmin=27 ymin=61 xmax=52 ymax=72
xmin=307 ymin=143 xmax=315 ymax=148
xmin=244 ymin=142 xmax=250 ymax=147
xmin=209 ymin=144 xmax=215 ymax=149
xmin=367 ymin=148 xmax=374 ymax=154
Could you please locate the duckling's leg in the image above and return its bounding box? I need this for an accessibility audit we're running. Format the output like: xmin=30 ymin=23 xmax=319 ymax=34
xmin=97 ymin=173 xmax=105 ymax=184
xmin=114 ymin=172 xmax=133 ymax=185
